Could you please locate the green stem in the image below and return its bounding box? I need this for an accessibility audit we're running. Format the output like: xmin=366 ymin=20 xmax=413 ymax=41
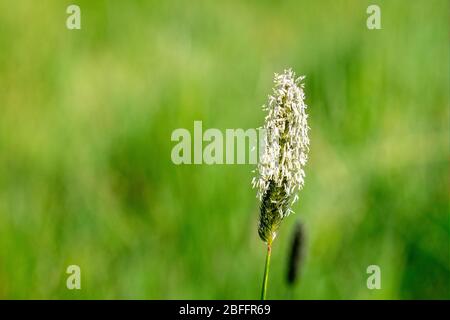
xmin=260 ymin=242 xmax=272 ymax=300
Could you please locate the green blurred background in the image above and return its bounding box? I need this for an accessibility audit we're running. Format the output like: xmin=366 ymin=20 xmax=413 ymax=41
xmin=0 ymin=0 xmax=448 ymax=299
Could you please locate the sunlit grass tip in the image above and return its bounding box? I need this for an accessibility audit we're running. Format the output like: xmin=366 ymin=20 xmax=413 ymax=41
xmin=252 ymin=68 xmax=310 ymax=299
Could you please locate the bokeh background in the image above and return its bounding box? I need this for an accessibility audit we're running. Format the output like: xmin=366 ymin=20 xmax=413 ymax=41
xmin=0 ymin=0 xmax=448 ymax=299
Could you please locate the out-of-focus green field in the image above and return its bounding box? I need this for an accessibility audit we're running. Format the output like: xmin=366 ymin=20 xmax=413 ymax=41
xmin=0 ymin=0 xmax=448 ymax=299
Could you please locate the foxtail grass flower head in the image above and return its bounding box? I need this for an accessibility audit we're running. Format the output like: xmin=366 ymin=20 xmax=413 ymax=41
xmin=252 ymin=69 xmax=310 ymax=243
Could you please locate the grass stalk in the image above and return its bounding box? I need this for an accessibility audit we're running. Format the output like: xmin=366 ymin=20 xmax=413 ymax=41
xmin=260 ymin=241 xmax=272 ymax=300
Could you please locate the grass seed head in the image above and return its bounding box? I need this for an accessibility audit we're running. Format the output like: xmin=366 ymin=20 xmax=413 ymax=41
xmin=253 ymin=69 xmax=310 ymax=243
